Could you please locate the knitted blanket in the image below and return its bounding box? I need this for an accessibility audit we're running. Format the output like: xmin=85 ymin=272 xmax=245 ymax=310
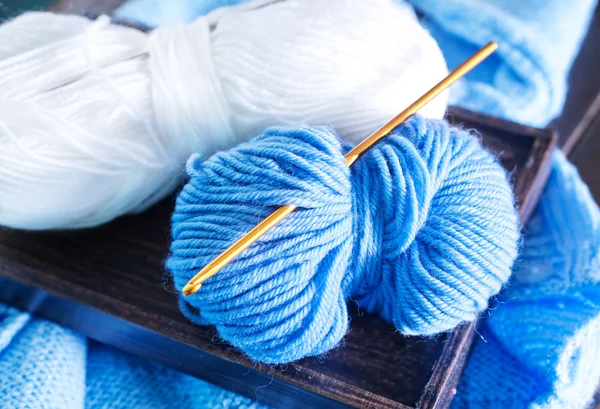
xmin=0 ymin=304 xmax=267 ymax=409
xmin=0 ymin=0 xmax=598 ymax=408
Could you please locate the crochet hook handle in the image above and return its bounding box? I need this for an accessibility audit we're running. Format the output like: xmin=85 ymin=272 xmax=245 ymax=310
xmin=182 ymin=41 xmax=499 ymax=297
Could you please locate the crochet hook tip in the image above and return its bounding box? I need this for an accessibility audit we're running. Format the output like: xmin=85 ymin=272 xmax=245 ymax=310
xmin=182 ymin=281 xmax=202 ymax=296
xmin=182 ymin=41 xmax=499 ymax=297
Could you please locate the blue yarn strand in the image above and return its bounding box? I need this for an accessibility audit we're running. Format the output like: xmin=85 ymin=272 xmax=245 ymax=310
xmin=168 ymin=116 xmax=520 ymax=364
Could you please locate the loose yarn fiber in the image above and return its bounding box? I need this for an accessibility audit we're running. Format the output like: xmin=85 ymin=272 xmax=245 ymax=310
xmin=168 ymin=116 xmax=520 ymax=364
xmin=0 ymin=0 xmax=448 ymax=230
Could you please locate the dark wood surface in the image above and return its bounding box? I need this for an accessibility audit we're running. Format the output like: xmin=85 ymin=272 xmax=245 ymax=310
xmin=0 ymin=1 xmax=572 ymax=408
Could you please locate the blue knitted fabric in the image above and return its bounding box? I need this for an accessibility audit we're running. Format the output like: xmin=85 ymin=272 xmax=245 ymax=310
xmin=0 ymin=303 xmax=269 ymax=409
xmin=0 ymin=306 xmax=85 ymax=409
xmin=405 ymin=0 xmax=597 ymax=128
xmin=168 ymin=117 xmax=519 ymax=363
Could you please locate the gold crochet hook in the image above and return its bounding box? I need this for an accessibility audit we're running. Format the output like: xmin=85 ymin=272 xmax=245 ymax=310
xmin=182 ymin=41 xmax=498 ymax=297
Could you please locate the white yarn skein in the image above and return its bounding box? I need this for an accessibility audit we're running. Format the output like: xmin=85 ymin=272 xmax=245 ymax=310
xmin=0 ymin=0 xmax=448 ymax=230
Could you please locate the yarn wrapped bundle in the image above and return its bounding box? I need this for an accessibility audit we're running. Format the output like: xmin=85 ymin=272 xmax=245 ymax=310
xmin=168 ymin=116 xmax=520 ymax=364
xmin=0 ymin=0 xmax=448 ymax=230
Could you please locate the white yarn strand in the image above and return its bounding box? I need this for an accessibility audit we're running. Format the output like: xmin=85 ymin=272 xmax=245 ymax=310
xmin=0 ymin=0 xmax=448 ymax=230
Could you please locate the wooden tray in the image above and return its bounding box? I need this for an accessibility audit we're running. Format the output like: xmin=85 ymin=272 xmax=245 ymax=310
xmin=0 ymin=95 xmax=556 ymax=409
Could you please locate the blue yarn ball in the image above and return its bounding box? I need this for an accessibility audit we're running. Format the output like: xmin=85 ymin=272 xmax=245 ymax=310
xmin=167 ymin=116 xmax=520 ymax=364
